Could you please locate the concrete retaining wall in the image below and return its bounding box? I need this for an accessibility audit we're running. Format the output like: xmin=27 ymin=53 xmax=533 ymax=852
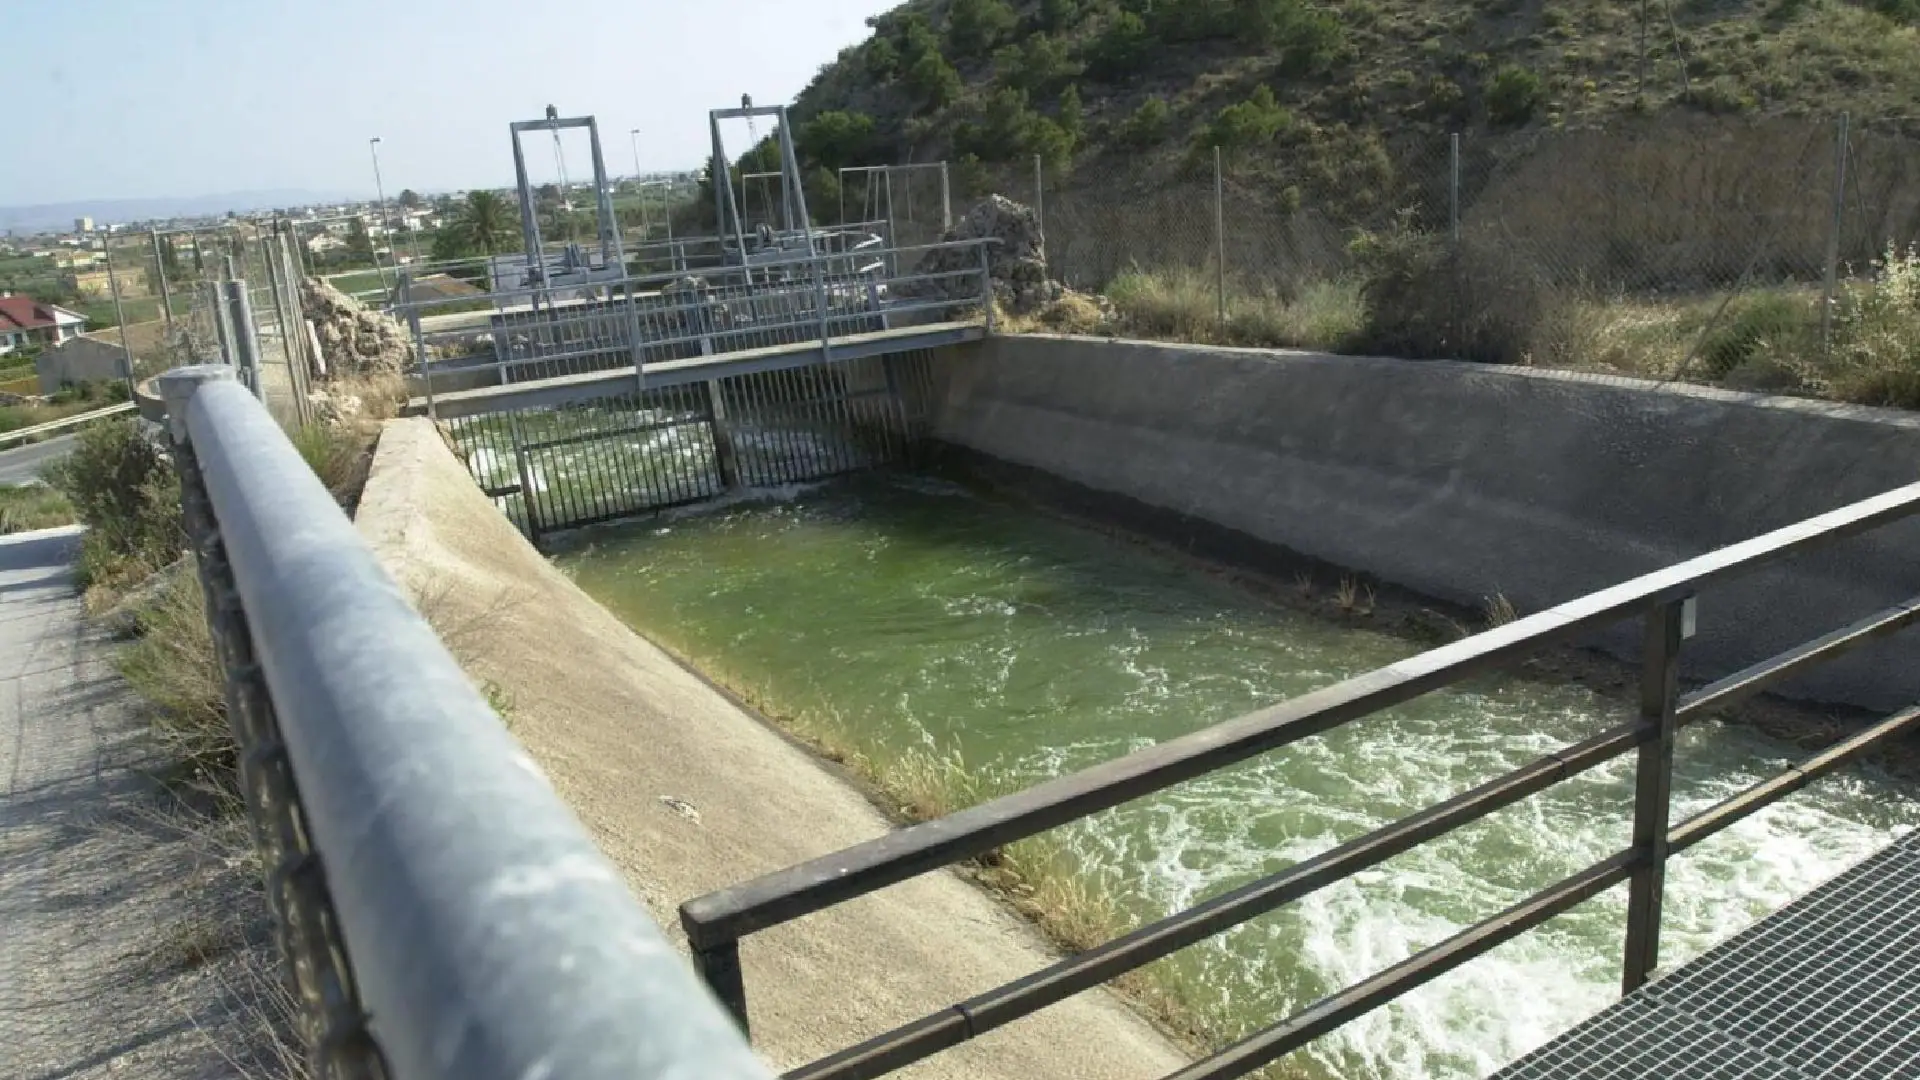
xmin=932 ymin=335 xmax=1920 ymax=709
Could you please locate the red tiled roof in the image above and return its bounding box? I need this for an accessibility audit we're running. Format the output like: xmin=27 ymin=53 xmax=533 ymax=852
xmin=0 ymin=295 xmax=59 ymax=331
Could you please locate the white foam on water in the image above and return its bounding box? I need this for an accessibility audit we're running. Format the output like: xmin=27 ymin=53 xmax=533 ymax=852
xmin=1044 ymin=710 xmax=1920 ymax=1080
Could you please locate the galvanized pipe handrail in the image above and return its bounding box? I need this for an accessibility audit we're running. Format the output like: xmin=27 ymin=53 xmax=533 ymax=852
xmin=158 ymin=365 xmax=771 ymax=1080
xmin=682 ymin=476 xmax=1920 ymax=1078
xmin=398 ymin=236 xmax=997 ymax=319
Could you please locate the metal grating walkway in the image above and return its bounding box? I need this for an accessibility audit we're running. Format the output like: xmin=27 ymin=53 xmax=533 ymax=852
xmin=1496 ymin=830 xmax=1920 ymax=1080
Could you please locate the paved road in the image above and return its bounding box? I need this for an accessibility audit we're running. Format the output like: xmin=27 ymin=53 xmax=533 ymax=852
xmin=0 ymin=525 xmax=274 ymax=1079
xmin=0 ymin=436 xmax=73 ymax=486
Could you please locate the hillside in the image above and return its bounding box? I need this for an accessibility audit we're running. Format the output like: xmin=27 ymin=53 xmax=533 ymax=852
xmin=783 ymin=0 xmax=1920 ymax=208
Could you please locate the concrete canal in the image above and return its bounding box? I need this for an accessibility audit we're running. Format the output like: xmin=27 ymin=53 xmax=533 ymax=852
xmin=557 ymin=473 xmax=1920 ymax=1080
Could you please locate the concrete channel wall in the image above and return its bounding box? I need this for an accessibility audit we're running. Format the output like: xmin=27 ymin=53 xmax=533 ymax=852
xmin=931 ymin=335 xmax=1920 ymax=710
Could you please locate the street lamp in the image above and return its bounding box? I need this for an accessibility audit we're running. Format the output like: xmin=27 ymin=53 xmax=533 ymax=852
xmin=368 ymin=136 xmax=393 ymax=293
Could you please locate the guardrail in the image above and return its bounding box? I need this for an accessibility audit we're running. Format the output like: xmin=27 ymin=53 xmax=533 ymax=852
xmin=156 ymin=364 xmax=772 ymax=1080
xmin=0 ymin=401 xmax=137 ymax=448
xmin=680 ymin=478 xmax=1920 ymax=1080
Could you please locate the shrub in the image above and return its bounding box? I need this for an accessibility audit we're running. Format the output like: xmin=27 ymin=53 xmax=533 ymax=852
xmin=1058 ymin=83 xmax=1085 ymax=144
xmin=995 ymin=35 xmax=1081 ymax=96
xmin=1193 ymin=85 xmax=1292 ymax=163
xmin=1085 ymin=10 xmax=1153 ymax=79
xmin=948 ymin=0 xmax=1018 ymax=57
xmin=1485 ymin=64 xmax=1544 ymax=125
xmin=1795 ymin=243 xmax=1920 ymax=406
xmin=42 ymin=419 xmax=183 ymax=597
xmin=1039 ymin=0 xmax=1081 ymax=31
xmin=864 ymin=36 xmax=900 ymax=80
xmin=1351 ymin=213 xmax=1553 ymax=365
xmin=1120 ymin=96 xmax=1174 ymax=146
xmin=798 ymin=111 xmax=878 ymax=171
xmin=0 ymin=485 xmax=75 ymax=534
xmin=1276 ymin=9 xmax=1349 ymax=75
xmin=906 ymin=50 xmax=963 ymax=109
xmin=1872 ymin=0 xmax=1920 ymax=22
xmin=1697 ymin=292 xmax=1813 ymax=377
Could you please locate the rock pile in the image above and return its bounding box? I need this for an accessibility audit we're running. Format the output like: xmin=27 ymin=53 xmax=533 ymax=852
xmin=300 ymin=277 xmax=411 ymax=377
xmin=904 ymin=195 xmax=1065 ymax=314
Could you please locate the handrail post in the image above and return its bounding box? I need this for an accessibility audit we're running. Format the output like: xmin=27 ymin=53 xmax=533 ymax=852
xmin=693 ymin=940 xmax=750 ymax=1034
xmin=1622 ymin=594 xmax=1691 ymax=994
xmin=224 ymin=278 xmax=264 ymax=401
xmin=979 ymin=241 xmax=996 ymax=334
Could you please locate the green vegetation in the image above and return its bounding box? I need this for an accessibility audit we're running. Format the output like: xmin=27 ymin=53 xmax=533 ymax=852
xmin=782 ymin=0 xmax=1920 ymax=212
xmin=0 ymin=396 xmax=115 ymax=437
xmin=0 ymin=485 xmax=76 ymax=534
xmin=42 ymin=419 xmax=183 ymax=602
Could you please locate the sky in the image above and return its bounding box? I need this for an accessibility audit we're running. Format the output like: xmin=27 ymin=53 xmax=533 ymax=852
xmin=0 ymin=0 xmax=898 ymax=207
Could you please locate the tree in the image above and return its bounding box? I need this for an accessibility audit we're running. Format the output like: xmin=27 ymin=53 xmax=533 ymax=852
xmin=1120 ymin=96 xmax=1173 ymax=146
xmin=799 ymin=111 xmax=878 ymax=171
xmin=906 ymin=50 xmax=963 ymax=110
xmin=1058 ymin=84 xmax=1085 ymax=146
xmin=447 ymin=190 xmax=518 ymax=257
xmin=1194 ymin=85 xmax=1293 ymax=163
xmin=1039 ymin=0 xmax=1080 ymax=31
xmin=948 ymin=0 xmax=1018 ymax=57
xmin=346 ymin=217 xmax=375 ymax=263
xmin=1084 ymin=10 xmax=1152 ymax=78
xmin=1485 ymin=64 xmax=1544 ymax=125
xmin=995 ymin=35 xmax=1081 ymax=96
xmin=865 ymin=36 xmax=901 ymax=80
xmin=398 ymin=188 xmax=423 ymax=210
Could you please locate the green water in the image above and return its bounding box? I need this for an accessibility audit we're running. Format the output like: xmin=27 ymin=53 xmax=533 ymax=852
xmin=557 ymin=475 xmax=1920 ymax=1079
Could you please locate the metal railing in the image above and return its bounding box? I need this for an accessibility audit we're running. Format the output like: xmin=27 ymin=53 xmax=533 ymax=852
xmin=400 ymin=236 xmax=995 ymax=418
xmin=0 ymin=401 xmax=137 ymax=447
xmin=681 ymin=479 xmax=1920 ymax=1080
xmin=156 ymin=363 xmax=771 ymax=1080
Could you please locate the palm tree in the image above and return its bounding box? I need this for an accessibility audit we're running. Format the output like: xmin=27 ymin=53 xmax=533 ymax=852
xmin=454 ymin=190 xmax=517 ymax=256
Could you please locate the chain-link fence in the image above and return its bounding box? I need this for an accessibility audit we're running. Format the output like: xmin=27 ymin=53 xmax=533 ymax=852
xmin=992 ymin=114 xmax=1920 ymax=395
xmin=178 ymin=223 xmax=317 ymax=428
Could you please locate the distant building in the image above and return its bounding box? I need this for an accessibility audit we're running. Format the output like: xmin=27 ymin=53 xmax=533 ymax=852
xmin=0 ymin=294 xmax=87 ymax=355
xmin=35 ymin=336 xmax=130 ymax=394
xmin=74 ymin=216 xmax=94 ymax=232
xmin=72 ymin=267 xmax=146 ymax=299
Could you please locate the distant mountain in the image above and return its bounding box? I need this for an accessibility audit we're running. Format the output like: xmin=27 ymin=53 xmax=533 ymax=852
xmin=0 ymin=190 xmax=359 ymax=234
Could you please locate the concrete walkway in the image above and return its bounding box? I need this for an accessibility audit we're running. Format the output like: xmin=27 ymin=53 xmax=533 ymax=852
xmin=0 ymin=526 xmax=281 ymax=1080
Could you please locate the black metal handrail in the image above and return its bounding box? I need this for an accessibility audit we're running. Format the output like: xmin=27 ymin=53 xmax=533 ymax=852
xmin=680 ymin=477 xmax=1920 ymax=1080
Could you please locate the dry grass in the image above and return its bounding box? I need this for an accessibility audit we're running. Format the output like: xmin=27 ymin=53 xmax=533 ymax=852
xmin=1334 ymin=574 xmax=1376 ymax=615
xmin=1483 ymin=591 xmax=1519 ymax=628
xmin=0 ymin=484 xmax=75 ymax=533
xmin=651 ymin=642 xmax=1267 ymax=1062
xmin=114 ymin=568 xmax=230 ymax=774
xmin=1102 ymin=265 xmax=1365 ymax=352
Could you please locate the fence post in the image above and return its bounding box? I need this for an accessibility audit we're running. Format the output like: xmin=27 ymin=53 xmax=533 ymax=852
xmin=1033 ymin=154 xmax=1045 ymax=270
xmin=208 ymin=279 xmax=235 ymax=367
xmin=980 ymin=241 xmax=997 ymax=334
xmin=224 ymin=278 xmax=264 ymax=401
xmin=1214 ymin=145 xmax=1227 ymax=336
xmin=153 ymin=228 xmax=175 ymax=326
xmin=1622 ymin=595 xmax=1690 ymax=995
xmin=261 ymin=233 xmax=297 ymax=418
xmin=940 ymin=160 xmax=953 ymax=233
xmin=1821 ymin=112 xmax=1850 ymax=359
xmin=1449 ymin=132 xmax=1462 ymax=244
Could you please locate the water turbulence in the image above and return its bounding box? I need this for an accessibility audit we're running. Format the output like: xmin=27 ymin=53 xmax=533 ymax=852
xmin=557 ymin=477 xmax=1920 ymax=1079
